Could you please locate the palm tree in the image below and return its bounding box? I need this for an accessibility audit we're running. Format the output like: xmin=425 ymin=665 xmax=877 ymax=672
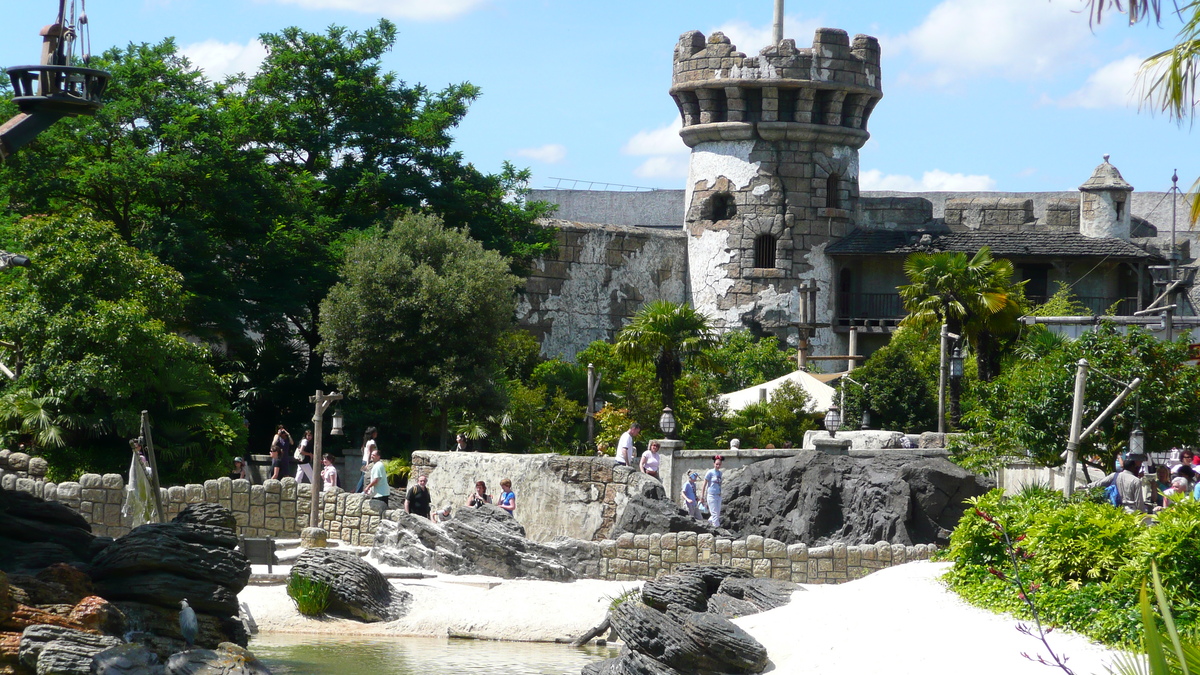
xmin=614 ymin=301 xmax=718 ymax=411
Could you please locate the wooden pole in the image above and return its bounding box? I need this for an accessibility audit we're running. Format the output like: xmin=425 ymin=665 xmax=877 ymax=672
xmin=309 ymin=390 xmax=343 ymax=529
xmin=1063 ymin=359 xmax=1088 ymax=498
xmin=140 ymin=411 xmax=166 ymax=524
xmin=937 ymin=325 xmax=948 ymax=435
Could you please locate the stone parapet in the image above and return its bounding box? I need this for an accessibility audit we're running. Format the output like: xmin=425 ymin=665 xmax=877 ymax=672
xmin=598 ymin=533 xmax=936 ymax=585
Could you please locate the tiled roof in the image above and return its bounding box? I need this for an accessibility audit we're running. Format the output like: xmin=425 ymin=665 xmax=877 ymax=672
xmin=1080 ymin=157 xmax=1134 ymax=191
xmin=827 ymin=229 xmax=1161 ymax=260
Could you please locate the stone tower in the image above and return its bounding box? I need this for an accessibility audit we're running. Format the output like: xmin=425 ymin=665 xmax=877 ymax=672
xmin=1079 ymin=155 xmax=1133 ymax=240
xmin=672 ymin=27 xmax=883 ymax=348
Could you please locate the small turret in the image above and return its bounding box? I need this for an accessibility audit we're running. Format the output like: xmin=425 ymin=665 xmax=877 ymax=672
xmin=1079 ymin=155 xmax=1133 ymax=240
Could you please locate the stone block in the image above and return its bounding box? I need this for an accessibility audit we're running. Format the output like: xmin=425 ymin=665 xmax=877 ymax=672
xmin=218 ymin=477 xmax=233 ymax=499
xmin=234 ymin=511 xmax=249 ymax=527
xmin=82 ymin=488 xmax=106 ymax=503
xmin=232 ymin=493 xmax=249 ymax=512
xmin=80 ymin=473 xmax=103 ymax=488
xmin=618 ymin=548 xmax=634 ymax=561
xmin=747 ymin=548 xmax=762 ymax=560
xmin=677 ymin=546 xmax=697 ymax=563
xmin=616 ymin=533 xmax=636 ymax=549
xmin=649 ymin=535 xmax=661 ymax=555
xmin=732 ymin=557 xmax=752 ymax=572
xmin=660 ymin=533 xmax=677 ymax=550
xmin=57 ymin=482 xmax=81 ymax=501
xmin=249 ymin=508 xmax=265 ymax=527
xmin=763 ymin=538 xmax=786 ymax=559
xmin=677 ymin=531 xmax=697 ymax=547
xmin=661 ymin=549 xmax=677 ymax=563
xmin=745 ymin=535 xmax=764 ymax=551
xmin=732 ymin=540 xmax=747 ymax=559
xmin=104 ymin=503 xmax=122 ymax=525
xmin=859 ymin=545 xmax=875 ymax=561
xmin=281 ymin=478 xmax=297 ymax=501
xmin=42 ymin=481 xmax=56 ymax=500
xmin=715 ymin=538 xmax=732 ymax=554
xmin=264 ymin=516 xmax=284 ymax=533
xmin=892 ymin=544 xmax=907 ymax=564
xmin=810 ymin=545 xmax=832 ymax=559
xmin=101 ymin=473 xmax=124 ymax=489
xmin=600 ymin=541 xmax=617 ymax=558
xmin=697 ymin=534 xmax=714 ymax=552
xmin=107 ymin=486 xmax=124 ymax=503
xmin=818 ymin=559 xmax=833 ymax=572
xmin=2 ymin=474 xmax=17 ymax=491
xmin=848 ymin=548 xmax=861 ymax=567
xmin=637 ymin=548 xmax=649 ymax=562
xmin=876 ymin=541 xmax=891 ymax=563
xmin=752 ymin=559 xmax=771 ymax=577
xmin=281 ymin=502 xmax=297 ymax=520
xmin=185 ymin=484 xmax=204 ymax=504
xmin=15 ymin=477 xmax=36 ymax=496
xmin=250 ymin=485 xmax=266 ymax=506
xmin=265 ymin=502 xmax=280 ymax=518
xmin=204 ymin=480 xmax=220 ymax=503
xmin=591 ymin=462 xmax=613 ymax=484
xmin=263 ymin=479 xmax=282 ymax=495
xmin=231 ymin=479 xmax=250 ymax=493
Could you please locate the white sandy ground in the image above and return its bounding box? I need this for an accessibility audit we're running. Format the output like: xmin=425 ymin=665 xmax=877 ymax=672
xmin=240 ymin=557 xmax=1122 ymax=674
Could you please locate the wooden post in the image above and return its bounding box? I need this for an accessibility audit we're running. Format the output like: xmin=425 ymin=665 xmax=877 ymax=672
xmin=1063 ymin=359 xmax=1088 ymax=498
xmin=140 ymin=411 xmax=166 ymax=524
xmin=309 ymin=390 xmax=343 ymax=529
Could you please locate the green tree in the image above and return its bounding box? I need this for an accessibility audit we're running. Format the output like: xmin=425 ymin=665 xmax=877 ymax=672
xmin=702 ymin=329 xmax=795 ymax=392
xmin=0 ymin=213 xmax=244 ymax=482
xmin=319 ymin=212 xmax=519 ymax=441
xmin=614 ymin=301 xmax=718 ymax=411
xmin=839 ymin=327 xmax=939 ymax=434
xmin=723 ymin=381 xmax=815 ymax=449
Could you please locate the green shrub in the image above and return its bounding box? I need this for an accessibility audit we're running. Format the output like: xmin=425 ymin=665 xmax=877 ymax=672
xmin=1121 ymin=499 xmax=1200 ymax=604
xmin=384 ymin=457 xmax=411 ymax=488
xmin=1023 ymin=501 xmax=1140 ymax=587
xmin=287 ymin=573 xmax=331 ymax=617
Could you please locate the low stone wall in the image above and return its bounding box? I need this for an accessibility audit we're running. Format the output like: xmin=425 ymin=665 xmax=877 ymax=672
xmin=598 ymin=532 xmax=936 ymax=584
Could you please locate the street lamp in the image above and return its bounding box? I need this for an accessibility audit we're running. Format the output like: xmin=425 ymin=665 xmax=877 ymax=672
xmin=938 ymin=325 xmax=961 ymax=434
xmin=950 ymin=345 xmax=964 ymax=379
xmin=841 ymin=375 xmax=869 ymax=431
xmin=659 ymin=407 xmax=677 ymax=440
xmin=1129 ymin=424 xmax=1145 ymax=458
xmin=307 ymin=389 xmax=343 ymax=540
xmin=824 ymin=404 xmax=841 ymax=437
xmin=860 ymin=408 xmax=872 ymax=431
xmin=330 ymin=408 xmax=344 ymax=436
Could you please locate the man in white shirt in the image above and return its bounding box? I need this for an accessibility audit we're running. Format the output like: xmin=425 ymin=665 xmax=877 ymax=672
xmin=616 ymin=423 xmax=640 ymax=466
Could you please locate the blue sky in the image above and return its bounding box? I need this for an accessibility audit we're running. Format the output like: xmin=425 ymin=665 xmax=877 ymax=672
xmin=3 ymin=0 xmax=1196 ymax=194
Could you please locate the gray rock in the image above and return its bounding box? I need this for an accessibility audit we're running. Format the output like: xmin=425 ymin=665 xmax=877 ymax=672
xmin=291 ymin=549 xmax=409 ymax=622
xmin=609 ymin=602 xmax=706 ymax=674
xmin=371 ymin=507 xmax=600 ymax=581
xmin=581 ymin=650 xmax=684 ymax=675
xmin=673 ymin=564 xmax=751 ymax=595
xmin=164 ymin=643 xmax=271 ymax=675
xmin=641 ymin=575 xmax=708 ymax=612
xmin=95 ymin=572 xmax=242 ymax=616
xmin=664 ymin=605 xmax=769 ymax=674
xmin=610 ymin=475 xmax=720 ymax=540
xmin=171 ymin=504 xmax=237 ymax=532
xmin=0 ymin=488 xmax=94 ymax=571
xmin=704 ymin=593 xmax=759 ymax=619
xmin=714 ymin=577 xmax=800 ymax=614
xmin=92 ymin=643 xmax=165 ymax=675
xmin=115 ymin=601 xmax=248 ymax=658
xmin=719 ymin=450 xmax=993 ymax=546
xmin=18 ymin=625 xmax=122 ymax=674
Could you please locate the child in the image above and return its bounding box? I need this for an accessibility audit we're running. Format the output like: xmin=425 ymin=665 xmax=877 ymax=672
xmin=321 ymin=453 xmax=339 ymax=490
xmin=681 ymin=471 xmax=700 ymax=519
xmin=497 ymin=478 xmax=516 ymax=516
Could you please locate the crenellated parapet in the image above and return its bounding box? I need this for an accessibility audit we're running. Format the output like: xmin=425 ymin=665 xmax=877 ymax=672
xmin=670 ymin=28 xmax=882 ymax=148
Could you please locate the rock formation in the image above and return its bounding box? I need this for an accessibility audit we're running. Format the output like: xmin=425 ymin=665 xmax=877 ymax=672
xmin=290 ymin=549 xmax=409 ymax=623
xmin=719 ymin=450 xmax=992 ymax=546
xmin=371 ymin=505 xmax=602 ymax=581
xmin=610 ymin=474 xmax=722 ymax=540
xmin=584 ymin=564 xmax=789 ymax=675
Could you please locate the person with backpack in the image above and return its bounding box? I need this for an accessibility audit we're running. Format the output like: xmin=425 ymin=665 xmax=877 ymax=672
xmin=1088 ymin=457 xmax=1148 ymax=513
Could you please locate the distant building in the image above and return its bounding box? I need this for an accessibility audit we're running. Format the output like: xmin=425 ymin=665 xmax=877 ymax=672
xmin=520 ymin=27 xmax=1193 ymax=361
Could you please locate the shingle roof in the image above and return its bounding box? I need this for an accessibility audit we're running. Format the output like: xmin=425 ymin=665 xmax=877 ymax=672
xmin=827 ymin=229 xmax=1161 ymax=260
xmin=1080 ymin=156 xmax=1134 ymax=192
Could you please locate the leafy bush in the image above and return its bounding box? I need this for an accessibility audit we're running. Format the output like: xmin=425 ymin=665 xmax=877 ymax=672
xmin=384 ymin=457 xmax=411 ymax=488
xmin=287 ymin=573 xmax=331 ymax=617
xmin=944 ymin=488 xmax=1200 ymax=647
xmin=723 ymin=381 xmax=815 ymax=449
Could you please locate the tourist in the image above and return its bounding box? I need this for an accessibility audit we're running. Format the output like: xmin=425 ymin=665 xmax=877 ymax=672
xmin=497 ymin=478 xmax=516 ymax=516
xmin=454 ymin=433 xmax=469 ymax=452
xmin=616 ymin=423 xmax=640 ymax=467
xmin=1088 ymin=457 xmax=1147 ymax=513
xmin=1175 ymin=449 xmax=1196 ymax=477
xmin=268 ymin=442 xmax=288 ymax=481
xmin=355 ymin=427 xmax=379 ymax=493
xmin=321 ymin=453 xmax=339 ymax=490
xmin=405 ymin=474 xmax=432 ymax=519
xmin=294 ymin=429 xmax=314 ymax=484
xmin=362 ymin=447 xmax=390 ymax=510
xmin=466 ymin=480 xmax=491 ymax=507
xmin=681 ymin=471 xmax=700 ymax=519
xmin=229 ymin=456 xmax=248 ymax=481
xmin=433 ymin=505 xmax=452 ymax=523
xmin=729 ymin=438 xmax=741 ymax=451
xmin=640 ymin=441 xmax=662 ymax=480
xmin=1151 ymin=464 xmax=1172 ymax=507
xmin=1163 ymin=477 xmax=1190 ymax=508
xmin=272 ymin=425 xmax=293 ymax=459
xmin=702 ymin=454 xmax=724 ymax=528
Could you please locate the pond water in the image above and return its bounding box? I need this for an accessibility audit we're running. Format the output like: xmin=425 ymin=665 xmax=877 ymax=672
xmin=250 ymin=634 xmax=618 ymax=675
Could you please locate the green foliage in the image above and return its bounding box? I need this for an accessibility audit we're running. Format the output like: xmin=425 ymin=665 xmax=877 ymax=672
xmin=384 ymin=457 xmax=411 ymax=488
xmin=723 ymin=381 xmax=815 ymax=449
xmin=838 ymin=327 xmax=939 ymax=434
xmin=1109 ymin=563 xmax=1200 ymax=675
xmin=605 ymin=587 xmax=641 ymax=612
xmin=287 ymin=573 xmax=332 ymax=617
xmin=944 ymin=488 xmax=1200 ymax=647
xmin=614 ymin=301 xmax=718 ymax=411
xmin=594 ymin=405 xmax=635 ymax=455
xmin=319 ymin=212 xmax=519 ymax=417
xmin=494 ymin=380 xmax=585 ymax=454
xmin=0 ymin=213 xmax=243 ymax=482
xmin=702 ymin=330 xmax=794 ymax=393
xmin=1030 ymin=282 xmax=1091 ymax=317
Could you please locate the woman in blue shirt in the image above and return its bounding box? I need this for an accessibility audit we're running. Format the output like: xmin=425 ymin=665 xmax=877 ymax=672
xmin=497 ymin=478 xmax=516 ymax=516
xmin=702 ymin=455 xmax=723 ymax=528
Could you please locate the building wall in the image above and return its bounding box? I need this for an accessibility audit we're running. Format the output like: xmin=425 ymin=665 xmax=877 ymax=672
xmin=529 ymin=189 xmax=685 ymax=229
xmin=517 ymin=220 xmax=687 ymax=360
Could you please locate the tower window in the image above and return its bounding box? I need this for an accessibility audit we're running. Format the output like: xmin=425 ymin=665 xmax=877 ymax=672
xmin=745 ymin=88 xmax=763 ymax=123
xmin=1115 ymin=199 xmax=1125 ymax=219
xmin=712 ymin=88 xmax=728 ymax=123
xmin=754 ymin=234 xmax=777 ymax=268
xmin=813 ymin=90 xmax=834 ymax=125
xmin=777 ymin=88 xmax=798 ymax=123
xmin=826 ymin=173 xmax=841 ymax=209
xmin=708 ymin=193 xmax=736 ymax=221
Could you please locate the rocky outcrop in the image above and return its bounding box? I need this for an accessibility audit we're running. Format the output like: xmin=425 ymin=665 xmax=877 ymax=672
xmin=171 ymin=503 xmax=237 ymax=532
xmin=290 ymin=549 xmax=409 ymax=623
xmin=585 ymin=565 xmax=791 ymax=675
xmin=163 ymin=643 xmax=272 ymax=675
xmin=0 ymin=488 xmax=94 ymax=574
xmin=610 ymin=474 xmax=721 ymax=540
xmin=371 ymin=505 xmax=602 ymax=581
xmin=720 ymin=450 xmax=992 ymax=546
xmin=18 ymin=624 xmax=122 ymax=674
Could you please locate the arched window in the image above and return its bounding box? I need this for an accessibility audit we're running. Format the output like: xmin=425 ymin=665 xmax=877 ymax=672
xmin=826 ymin=173 xmax=840 ymax=209
xmin=754 ymin=234 xmax=777 ymax=268
xmin=708 ymin=193 xmax=736 ymax=221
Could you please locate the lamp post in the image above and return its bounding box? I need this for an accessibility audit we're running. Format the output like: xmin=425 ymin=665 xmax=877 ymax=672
xmin=937 ymin=325 xmax=961 ymax=435
xmin=949 ymin=344 xmax=964 ymax=427
xmin=659 ymin=407 xmax=677 ymax=440
xmin=1128 ymin=424 xmax=1145 ymax=459
xmin=306 ymin=389 xmax=343 ymax=543
xmin=824 ymin=404 xmax=841 ymax=437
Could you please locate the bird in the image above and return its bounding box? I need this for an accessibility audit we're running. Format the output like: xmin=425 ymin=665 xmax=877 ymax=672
xmin=179 ymin=599 xmax=198 ymax=649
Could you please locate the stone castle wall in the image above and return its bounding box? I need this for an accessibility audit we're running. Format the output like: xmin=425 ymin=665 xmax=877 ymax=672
xmin=598 ymin=532 xmax=936 ymax=584
xmin=517 ymin=219 xmax=687 ymax=360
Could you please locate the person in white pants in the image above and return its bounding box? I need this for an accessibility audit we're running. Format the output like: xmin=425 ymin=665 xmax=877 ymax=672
xmin=702 ymin=454 xmax=724 ymax=528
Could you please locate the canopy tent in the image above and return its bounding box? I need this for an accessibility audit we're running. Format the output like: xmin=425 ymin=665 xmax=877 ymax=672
xmin=718 ymin=370 xmax=838 ymax=414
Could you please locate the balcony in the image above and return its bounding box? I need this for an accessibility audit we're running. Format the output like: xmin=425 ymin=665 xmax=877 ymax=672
xmin=835 ymin=292 xmax=905 ymax=331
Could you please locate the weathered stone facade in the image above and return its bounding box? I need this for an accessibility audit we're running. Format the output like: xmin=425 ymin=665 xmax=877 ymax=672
xmin=517 ymin=220 xmax=686 ymax=359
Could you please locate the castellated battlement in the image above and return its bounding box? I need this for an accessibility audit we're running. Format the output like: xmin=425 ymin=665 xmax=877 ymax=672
xmin=670 ymin=28 xmax=882 ymax=146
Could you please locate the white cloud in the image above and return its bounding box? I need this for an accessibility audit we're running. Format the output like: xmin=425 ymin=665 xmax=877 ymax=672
xmin=623 ymin=119 xmax=687 ymax=157
xmin=181 ymin=39 xmax=266 ymax=80
xmin=1054 ymin=55 xmax=1144 ymax=109
xmin=894 ymin=0 xmax=1092 ymax=84
xmin=269 ymin=0 xmax=489 ymax=20
xmin=711 ymin=14 xmax=824 ymax=55
xmin=861 ymin=169 xmax=996 ymax=191
xmin=633 ymin=156 xmax=690 ymax=180
xmin=514 ymin=144 xmax=566 ymax=164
